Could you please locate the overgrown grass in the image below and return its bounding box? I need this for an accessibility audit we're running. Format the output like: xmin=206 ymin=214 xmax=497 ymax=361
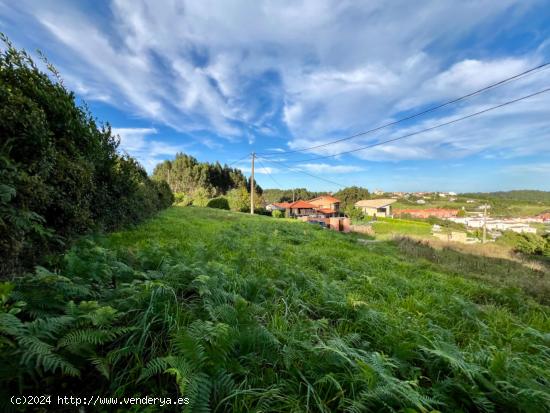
xmin=1 ymin=207 xmax=549 ymax=412
xmin=393 ymin=237 xmax=550 ymax=305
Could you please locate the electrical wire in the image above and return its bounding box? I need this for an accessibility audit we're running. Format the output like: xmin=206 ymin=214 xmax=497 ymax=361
xmin=255 ymin=157 xmax=284 ymax=188
xmin=276 ymin=86 xmax=550 ymax=163
xmin=257 ymin=61 xmax=550 ymax=156
xmin=258 ymin=156 xmax=348 ymax=188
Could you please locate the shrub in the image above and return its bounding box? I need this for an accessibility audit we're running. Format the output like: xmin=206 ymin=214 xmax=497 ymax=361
xmin=0 ymin=36 xmax=172 ymax=278
xmin=344 ymin=205 xmax=364 ymax=222
xmin=227 ymin=187 xmax=250 ymax=212
xmin=173 ymin=192 xmax=192 ymax=206
xmin=191 ymin=187 xmax=211 ymax=207
xmin=206 ymin=196 xmax=230 ymax=210
xmin=272 ymin=209 xmax=283 ymax=218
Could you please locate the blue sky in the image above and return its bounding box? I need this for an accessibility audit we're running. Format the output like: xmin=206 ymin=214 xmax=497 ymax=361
xmin=1 ymin=0 xmax=550 ymax=192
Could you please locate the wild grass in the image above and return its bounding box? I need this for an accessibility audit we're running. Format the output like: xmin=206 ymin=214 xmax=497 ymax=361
xmin=1 ymin=206 xmax=549 ymax=412
xmin=393 ymin=237 xmax=550 ymax=305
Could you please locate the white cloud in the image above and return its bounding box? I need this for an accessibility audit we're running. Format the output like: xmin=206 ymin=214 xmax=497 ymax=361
xmin=112 ymin=127 xmax=193 ymax=173
xmin=4 ymin=0 xmax=547 ymax=164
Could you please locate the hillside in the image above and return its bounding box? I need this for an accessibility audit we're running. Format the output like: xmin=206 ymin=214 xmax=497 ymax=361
xmin=463 ymin=190 xmax=550 ymax=203
xmin=2 ymin=207 xmax=549 ymax=412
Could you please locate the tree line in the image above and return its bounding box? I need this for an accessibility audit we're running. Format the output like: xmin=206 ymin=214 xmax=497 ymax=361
xmin=0 ymin=36 xmax=173 ymax=278
xmin=152 ymin=153 xmax=264 ymax=212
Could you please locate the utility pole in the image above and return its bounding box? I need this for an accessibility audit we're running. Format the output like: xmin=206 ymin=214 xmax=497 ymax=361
xmin=482 ymin=203 xmax=487 ymax=244
xmin=250 ymin=152 xmax=255 ymax=215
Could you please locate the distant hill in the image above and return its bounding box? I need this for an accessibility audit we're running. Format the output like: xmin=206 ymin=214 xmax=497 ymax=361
xmin=463 ymin=190 xmax=550 ymax=203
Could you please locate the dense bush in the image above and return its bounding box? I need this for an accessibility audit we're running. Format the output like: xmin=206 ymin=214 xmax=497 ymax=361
xmin=271 ymin=209 xmax=283 ymax=218
xmin=344 ymin=204 xmax=364 ymax=222
xmin=499 ymin=231 xmax=549 ymax=256
xmin=206 ymin=196 xmax=230 ymax=210
xmin=0 ymin=37 xmax=173 ymax=278
xmin=227 ymin=186 xmax=263 ymax=212
xmin=334 ymin=186 xmax=370 ymax=210
xmin=173 ymin=192 xmax=192 ymax=206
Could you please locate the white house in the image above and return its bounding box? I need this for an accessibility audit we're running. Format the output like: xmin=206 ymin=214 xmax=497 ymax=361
xmin=355 ymin=198 xmax=396 ymax=217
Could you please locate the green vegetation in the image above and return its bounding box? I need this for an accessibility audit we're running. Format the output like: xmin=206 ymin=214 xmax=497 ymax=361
xmin=370 ymin=217 xmax=433 ymax=238
xmin=333 ymin=186 xmax=370 ymax=210
xmin=153 ymin=153 xmax=251 ymax=197
xmin=497 ymin=231 xmax=550 ymax=257
xmin=395 ymin=237 xmax=550 ymax=304
xmin=2 ymin=207 xmax=549 ymax=412
xmin=393 ymin=194 xmax=550 ymax=218
xmin=271 ymin=209 xmax=284 ymax=218
xmin=0 ymin=37 xmax=172 ymax=278
xmin=464 ymin=190 xmax=550 ymax=203
xmin=263 ymin=188 xmax=323 ymax=204
xmin=206 ymin=196 xmax=230 ymax=210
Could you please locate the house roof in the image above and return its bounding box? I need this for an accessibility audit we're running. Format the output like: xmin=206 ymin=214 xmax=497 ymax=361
xmin=289 ymin=200 xmax=316 ymax=209
xmin=354 ymin=198 xmax=397 ymax=208
xmin=309 ymin=195 xmax=340 ymax=203
xmin=272 ymin=202 xmax=291 ymax=208
xmin=317 ymin=208 xmax=337 ymax=214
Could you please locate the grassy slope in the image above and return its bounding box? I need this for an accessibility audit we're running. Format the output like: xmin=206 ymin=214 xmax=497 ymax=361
xmin=3 ymin=206 xmax=549 ymax=412
xmin=104 ymin=207 xmax=549 ymax=411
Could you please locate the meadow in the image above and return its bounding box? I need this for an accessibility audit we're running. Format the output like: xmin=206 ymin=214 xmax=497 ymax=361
xmin=369 ymin=217 xmax=433 ymax=238
xmin=1 ymin=207 xmax=549 ymax=412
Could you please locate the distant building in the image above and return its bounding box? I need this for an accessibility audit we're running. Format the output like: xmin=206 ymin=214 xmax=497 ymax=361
xmin=394 ymin=208 xmax=459 ymax=219
xmin=355 ymin=198 xmax=396 ymax=217
xmin=266 ymin=202 xmax=290 ymax=212
xmin=287 ymin=200 xmax=317 ymax=217
xmin=271 ymin=195 xmax=341 ymax=219
xmin=416 ymin=199 xmax=426 ymax=205
xmin=308 ymin=195 xmax=340 ymax=216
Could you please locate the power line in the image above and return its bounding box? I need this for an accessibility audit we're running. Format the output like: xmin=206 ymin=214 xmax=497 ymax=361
xmin=255 ymin=157 xmax=284 ymax=188
xmin=258 ymin=156 xmax=348 ymax=188
xmin=277 ymin=86 xmax=550 ymax=163
xmin=227 ymin=153 xmax=251 ymax=167
xmin=257 ymin=61 xmax=550 ymax=157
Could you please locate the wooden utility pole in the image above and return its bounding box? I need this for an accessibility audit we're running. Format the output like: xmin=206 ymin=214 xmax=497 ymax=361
xmin=250 ymin=152 xmax=255 ymax=215
xmin=482 ymin=203 xmax=487 ymax=244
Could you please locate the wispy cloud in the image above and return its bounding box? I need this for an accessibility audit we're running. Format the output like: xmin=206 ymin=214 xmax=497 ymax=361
xmin=112 ymin=127 xmax=193 ymax=173
xmin=2 ymin=0 xmax=548 ymax=171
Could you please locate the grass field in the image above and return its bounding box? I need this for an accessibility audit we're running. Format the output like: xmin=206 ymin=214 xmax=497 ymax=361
xmin=2 ymin=206 xmax=550 ymax=412
xmin=370 ymin=217 xmax=433 ymax=239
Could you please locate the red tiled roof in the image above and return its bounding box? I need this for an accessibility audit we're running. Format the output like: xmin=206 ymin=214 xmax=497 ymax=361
xmin=317 ymin=208 xmax=336 ymax=214
xmin=289 ymin=200 xmax=316 ymax=208
xmin=273 ymin=202 xmax=291 ymax=208
xmin=309 ymin=195 xmax=340 ymax=203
